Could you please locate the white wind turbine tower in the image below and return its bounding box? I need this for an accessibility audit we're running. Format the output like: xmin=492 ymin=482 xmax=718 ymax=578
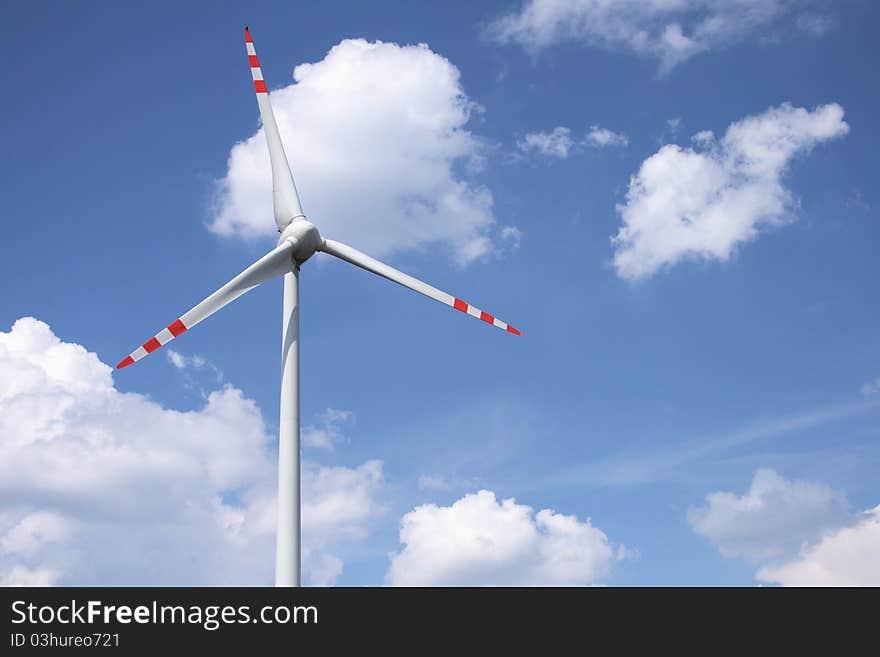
xmin=117 ymin=27 xmax=520 ymax=587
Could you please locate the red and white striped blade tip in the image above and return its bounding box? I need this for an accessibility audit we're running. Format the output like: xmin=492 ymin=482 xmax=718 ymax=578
xmin=244 ymin=27 xmax=267 ymax=94
xmin=451 ymin=297 xmax=522 ymax=336
xmin=116 ymin=318 xmax=189 ymax=369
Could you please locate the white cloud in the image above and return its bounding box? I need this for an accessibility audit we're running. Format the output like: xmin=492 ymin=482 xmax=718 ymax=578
xmin=167 ymin=349 xmax=186 ymax=369
xmin=795 ymin=13 xmax=834 ymax=37
xmin=166 ymin=349 xmax=222 ymax=385
xmin=0 ymin=565 xmax=57 ymax=587
xmin=416 ymin=473 xmax=485 ymax=492
xmin=499 ymin=225 xmax=523 ymax=252
xmin=387 ymin=490 xmax=623 ymax=585
xmin=692 ymin=129 xmax=715 ymax=145
xmin=307 ymin=554 xmax=344 ymax=588
xmin=757 ymin=505 xmax=880 ymax=586
xmin=302 ymin=408 xmax=352 ymax=450
xmin=517 ymin=127 xmax=576 ymax=158
xmin=558 ymin=400 xmax=876 ymax=487
xmin=0 ymin=317 xmax=383 ymax=586
xmin=166 ymin=349 xmax=207 ymax=370
xmin=861 ymin=376 xmax=880 ymax=397
xmin=0 ymin=512 xmax=72 ymax=558
xmin=487 ymin=0 xmax=831 ymax=72
xmin=612 ymin=102 xmax=849 ymax=281
xmin=301 ymin=459 xmax=385 ymax=585
xmin=417 ymin=475 xmax=450 ymax=491
xmin=517 ymin=124 xmax=626 ymax=159
xmin=303 ymin=460 xmax=384 ymax=541
xmin=688 ymin=469 xmax=850 ymax=563
xmin=689 ymin=468 xmax=880 ymax=586
xmin=584 ymin=125 xmax=628 ymax=148
xmin=212 ymin=39 xmax=514 ymax=266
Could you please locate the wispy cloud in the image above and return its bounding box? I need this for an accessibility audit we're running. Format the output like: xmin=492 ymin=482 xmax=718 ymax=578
xmin=554 ymin=399 xmax=880 ymax=487
xmin=516 ymin=124 xmax=628 ymax=160
xmin=303 ymin=408 xmax=353 ymax=450
xmin=166 ymin=348 xmax=223 ymax=385
xmin=516 ymin=126 xmax=575 ymax=159
xmin=584 ymin=125 xmax=628 ymax=148
xmin=417 ymin=473 xmax=485 ymax=492
xmin=861 ymin=376 xmax=880 ymax=398
xmin=486 ymin=0 xmax=833 ymax=73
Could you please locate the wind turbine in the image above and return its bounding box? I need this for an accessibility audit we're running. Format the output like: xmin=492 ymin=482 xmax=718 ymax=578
xmin=117 ymin=27 xmax=521 ymax=587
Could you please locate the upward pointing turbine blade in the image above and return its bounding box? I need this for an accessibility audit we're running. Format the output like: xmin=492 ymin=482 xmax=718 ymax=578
xmin=116 ymin=240 xmax=297 ymax=369
xmin=320 ymin=239 xmax=521 ymax=335
xmin=245 ymin=26 xmax=304 ymax=230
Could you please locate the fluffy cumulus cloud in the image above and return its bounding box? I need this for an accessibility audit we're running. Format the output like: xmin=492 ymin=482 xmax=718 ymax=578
xmin=688 ymin=469 xmax=850 ymax=563
xmin=690 ymin=469 xmax=880 ymax=586
xmin=387 ymin=490 xmax=623 ymax=585
xmin=487 ymin=0 xmax=831 ymax=72
xmin=0 ymin=317 xmax=383 ymax=586
xmin=757 ymin=505 xmax=880 ymax=586
xmin=517 ymin=124 xmax=627 ymax=159
xmin=212 ymin=39 xmax=514 ymax=265
xmin=612 ymin=102 xmax=849 ymax=281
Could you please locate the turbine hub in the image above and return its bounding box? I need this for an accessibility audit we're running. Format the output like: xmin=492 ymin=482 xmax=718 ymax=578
xmin=278 ymin=218 xmax=322 ymax=265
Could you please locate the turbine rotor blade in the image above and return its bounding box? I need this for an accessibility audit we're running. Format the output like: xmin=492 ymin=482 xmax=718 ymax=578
xmin=116 ymin=240 xmax=297 ymax=369
xmin=320 ymin=238 xmax=521 ymax=336
xmin=245 ymin=26 xmax=304 ymax=230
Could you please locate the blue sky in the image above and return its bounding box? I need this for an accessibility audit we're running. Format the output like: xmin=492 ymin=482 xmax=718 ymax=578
xmin=1 ymin=1 xmax=878 ymax=586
